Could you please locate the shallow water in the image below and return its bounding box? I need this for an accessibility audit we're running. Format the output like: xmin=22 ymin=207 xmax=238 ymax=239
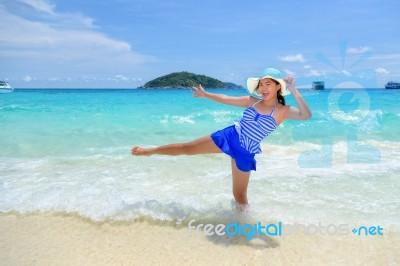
xmin=0 ymin=88 xmax=399 ymax=230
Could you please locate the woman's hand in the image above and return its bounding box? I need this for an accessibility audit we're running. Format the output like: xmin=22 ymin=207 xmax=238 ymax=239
xmin=284 ymin=76 xmax=296 ymax=93
xmin=192 ymin=84 xmax=206 ymax=98
xmin=283 ymin=76 xmax=312 ymax=120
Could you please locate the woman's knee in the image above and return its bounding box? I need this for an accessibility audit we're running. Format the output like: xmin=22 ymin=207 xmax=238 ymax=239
xmin=179 ymin=136 xmax=217 ymax=155
xmin=180 ymin=142 xmax=196 ymax=155
xmin=181 ymin=138 xmax=207 ymax=155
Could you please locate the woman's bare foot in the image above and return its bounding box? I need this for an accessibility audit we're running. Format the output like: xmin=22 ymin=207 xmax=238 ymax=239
xmin=131 ymin=146 xmax=152 ymax=156
xmin=231 ymin=199 xmax=250 ymax=214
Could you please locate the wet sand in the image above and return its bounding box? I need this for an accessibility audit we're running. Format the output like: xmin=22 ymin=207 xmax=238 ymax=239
xmin=1 ymin=212 xmax=399 ymax=265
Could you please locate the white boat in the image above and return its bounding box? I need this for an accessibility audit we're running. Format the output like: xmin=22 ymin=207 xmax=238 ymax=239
xmin=312 ymin=80 xmax=325 ymax=90
xmin=0 ymin=80 xmax=13 ymax=93
xmin=385 ymin=81 xmax=400 ymax=89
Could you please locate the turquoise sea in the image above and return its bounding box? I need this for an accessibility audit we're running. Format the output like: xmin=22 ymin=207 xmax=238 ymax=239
xmin=0 ymin=88 xmax=399 ymax=229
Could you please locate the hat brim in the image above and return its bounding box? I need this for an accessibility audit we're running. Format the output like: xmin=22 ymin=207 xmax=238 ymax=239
xmin=246 ymin=76 xmax=290 ymax=98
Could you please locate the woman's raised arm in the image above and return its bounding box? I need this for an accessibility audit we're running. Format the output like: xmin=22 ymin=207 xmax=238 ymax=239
xmin=192 ymin=85 xmax=250 ymax=107
xmin=284 ymin=77 xmax=312 ymax=120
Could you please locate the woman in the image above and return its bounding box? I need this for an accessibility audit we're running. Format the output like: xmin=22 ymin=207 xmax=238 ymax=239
xmin=131 ymin=68 xmax=311 ymax=207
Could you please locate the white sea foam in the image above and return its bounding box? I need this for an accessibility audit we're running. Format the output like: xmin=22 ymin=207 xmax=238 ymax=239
xmin=159 ymin=114 xmax=195 ymax=124
xmin=1 ymin=139 xmax=399 ymax=228
xmin=207 ymin=110 xmax=241 ymax=123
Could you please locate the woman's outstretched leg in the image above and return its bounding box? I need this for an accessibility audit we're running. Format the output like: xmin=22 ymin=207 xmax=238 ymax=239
xmin=131 ymin=135 xmax=221 ymax=156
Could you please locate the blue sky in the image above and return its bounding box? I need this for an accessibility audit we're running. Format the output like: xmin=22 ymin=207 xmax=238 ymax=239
xmin=1 ymin=0 xmax=399 ymax=88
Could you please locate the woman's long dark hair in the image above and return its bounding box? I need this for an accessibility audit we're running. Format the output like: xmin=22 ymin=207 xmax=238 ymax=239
xmin=256 ymin=79 xmax=286 ymax=105
xmin=277 ymin=87 xmax=286 ymax=105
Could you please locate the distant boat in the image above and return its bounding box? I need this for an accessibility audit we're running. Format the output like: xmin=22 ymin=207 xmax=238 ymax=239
xmin=385 ymin=81 xmax=400 ymax=89
xmin=0 ymin=80 xmax=13 ymax=93
xmin=312 ymin=81 xmax=325 ymax=90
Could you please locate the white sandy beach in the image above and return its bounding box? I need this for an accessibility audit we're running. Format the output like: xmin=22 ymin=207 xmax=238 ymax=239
xmin=0 ymin=212 xmax=399 ymax=266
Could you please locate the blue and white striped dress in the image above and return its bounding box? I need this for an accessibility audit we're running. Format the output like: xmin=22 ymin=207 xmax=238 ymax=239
xmin=234 ymin=100 xmax=278 ymax=154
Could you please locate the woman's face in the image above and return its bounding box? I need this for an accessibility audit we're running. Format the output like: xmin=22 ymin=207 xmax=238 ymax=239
xmin=257 ymin=78 xmax=280 ymax=100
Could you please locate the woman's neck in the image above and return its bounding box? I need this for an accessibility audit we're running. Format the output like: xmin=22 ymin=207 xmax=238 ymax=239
xmin=260 ymin=98 xmax=277 ymax=106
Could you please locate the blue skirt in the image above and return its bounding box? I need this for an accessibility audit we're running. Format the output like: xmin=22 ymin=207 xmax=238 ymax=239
xmin=211 ymin=125 xmax=256 ymax=172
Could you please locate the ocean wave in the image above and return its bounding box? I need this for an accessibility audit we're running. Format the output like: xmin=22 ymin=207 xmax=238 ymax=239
xmin=0 ymin=104 xmax=33 ymax=112
xmin=160 ymin=114 xmax=195 ymax=124
xmin=206 ymin=110 xmax=241 ymax=123
xmin=158 ymin=110 xmax=241 ymax=125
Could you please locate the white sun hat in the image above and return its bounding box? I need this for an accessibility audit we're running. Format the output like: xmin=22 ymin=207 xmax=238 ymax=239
xmin=246 ymin=68 xmax=290 ymax=98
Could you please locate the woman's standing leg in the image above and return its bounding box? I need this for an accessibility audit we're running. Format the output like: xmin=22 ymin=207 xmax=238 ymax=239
xmin=231 ymin=159 xmax=251 ymax=205
xmin=131 ymin=135 xmax=221 ymax=156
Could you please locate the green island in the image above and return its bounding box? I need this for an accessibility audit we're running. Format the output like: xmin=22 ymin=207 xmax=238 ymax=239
xmin=140 ymin=71 xmax=242 ymax=89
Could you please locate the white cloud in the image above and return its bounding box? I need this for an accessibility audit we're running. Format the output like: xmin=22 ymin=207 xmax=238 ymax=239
xmin=23 ymin=75 xmax=33 ymax=82
xmin=113 ymin=75 xmax=140 ymax=82
xmin=47 ymin=77 xmax=65 ymax=82
xmin=81 ymin=76 xmax=99 ymax=82
xmin=0 ymin=1 xmax=154 ymax=77
xmin=307 ymin=69 xmax=324 ymax=76
xmin=347 ymin=46 xmax=372 ymax=54
xmin=283 ymin=69 xmax=295 ymax=76
xmin=303 ymin=65 xmax=312 ymax=69
xmin=115 ymin=75 xmax=130 ymax=81
xmin=17 ymin=0 xmax=56 ymax=15
xmin=375 ymin=68 xmax=389 ymax=75
xmin=279 ymin=54 xmax=305 ymax=63
xmin=370 ymin=53 xmax=400 ymax=60
xmin=341 ymin=70 xmax=351 ymax=76
xmin=16 ymin=75 xmax=142 ymax=85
